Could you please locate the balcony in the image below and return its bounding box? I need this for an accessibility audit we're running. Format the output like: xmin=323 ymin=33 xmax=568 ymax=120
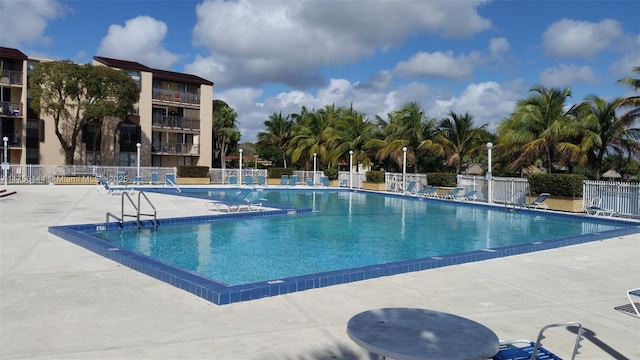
xmin=152 ymin=89 xmax=200 ymax=104
xmin=1 ymin=133 xmax=22 ymax=147
xmin=0 ymin=69 xmax=23 ymax=85
xmin=0 ymin=101 xmax=21 ymax=117
xmin=152 ymin=115 xmax=200 ymax=131
xmin=152 ymin=142 xmax=199 ymax=156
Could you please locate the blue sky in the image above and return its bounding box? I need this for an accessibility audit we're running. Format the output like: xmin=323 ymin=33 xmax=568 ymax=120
xmin=1 ymin=0 xmax=638 ymax=142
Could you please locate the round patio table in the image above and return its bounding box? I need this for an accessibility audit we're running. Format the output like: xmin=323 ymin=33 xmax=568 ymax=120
xmin=346 ymin=307 xmax=499 ymax=360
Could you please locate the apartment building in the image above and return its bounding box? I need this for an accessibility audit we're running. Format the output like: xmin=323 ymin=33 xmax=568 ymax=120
xmin=0 ymin=47 xmax=213 ymax=168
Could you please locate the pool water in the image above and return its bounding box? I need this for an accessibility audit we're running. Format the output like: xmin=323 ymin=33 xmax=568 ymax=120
xmin=92 ymin=189 xmax=623 ymax=286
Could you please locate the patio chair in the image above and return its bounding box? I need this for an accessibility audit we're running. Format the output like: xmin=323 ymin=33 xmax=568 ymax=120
xmin=585 ymin=198 xmax=615 ymax=216
xmin=456 ymin=189 xmax=478 ymax=201
xmin=493 ymin=321 xmax=584 ymax=360
xmin=528 ymin=193 xmax=550 ymax=209
xmin=205 ymin=189 xmax=262 ymax=212
xmin=96 ymin=175 xmax=134 ymax=196
xmin=339 ymin=179 xmax=348 ymax=187
xmin=305 ymin=178 xmax=314 ymax=186
xmin=320 ymin=176 xmax=330 ymax=186
xmin=280 ymin=175 xmax=289 ymax=186
xmin=404 ymin=181 xmax=417 ymax=193
xmin=441 ymin=187 xmax=463 ymax=199
xmin=228 ymin=175 xmax=237 ymax=185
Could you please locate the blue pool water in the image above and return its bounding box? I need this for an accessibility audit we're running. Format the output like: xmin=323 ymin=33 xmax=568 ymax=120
xmin=91 ymin=189 xmax=626 ymax=286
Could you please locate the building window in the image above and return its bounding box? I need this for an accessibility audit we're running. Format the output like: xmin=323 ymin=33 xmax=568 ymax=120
xmin=86 ymin=151 xmax=101 ymax=166
xmin=119 ymin=151 xmax=137 ymax=167
xmin=120 ymin=124 xmax=140 ymax=152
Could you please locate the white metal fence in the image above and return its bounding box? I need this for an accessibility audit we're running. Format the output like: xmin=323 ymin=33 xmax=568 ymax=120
xmin=0 ymin=164 xmax=177 ymax=185
xmin=583 ymin=180 xmax=640 ymax=218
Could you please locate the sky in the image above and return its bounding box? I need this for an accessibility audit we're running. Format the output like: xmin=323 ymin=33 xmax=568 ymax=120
xmin=1 ymin=0 xmax=639 ymax=143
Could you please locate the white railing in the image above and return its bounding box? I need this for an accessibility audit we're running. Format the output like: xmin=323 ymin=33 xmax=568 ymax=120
xmin=0 ymin=164 xmax=176 ymax=185
xmin=209 ymin=168 xmax=268 ymax=185
xmin=384 ymin=172 xmax=428 ymax=192
xmin=584 ymin=180 xmax=640 ymax=218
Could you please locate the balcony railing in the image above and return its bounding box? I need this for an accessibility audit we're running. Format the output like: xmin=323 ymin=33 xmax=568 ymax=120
xmin=0 ymin=69 xmax=23 ymax=85
xmin=0 ymin=101 xmax=21 ymax=116
xmin=152 ymin=142 xmax=199 ymax=156
xmin=152 ymin=89 xmax=200 ymax=104
xmin=152 ymin=115 xmax=200 ymax=131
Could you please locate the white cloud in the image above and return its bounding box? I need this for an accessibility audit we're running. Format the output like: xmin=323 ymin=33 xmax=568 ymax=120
xmin=0 ymin=0 xmax=67 ymax=48
xmin=489 ymin=37 xmax=510 ymax=58
xmin=96 ymin=16 xmax=181 ymax=69
xmin=189 ymin=0 xmax=490 ymax=88
xmin=393 ymin=51 xmax=483 ymax=80
xmin=538 ymin=64 xmax=597 ymax=88
xmin=542 ymin=18 xmax=624 ymax=58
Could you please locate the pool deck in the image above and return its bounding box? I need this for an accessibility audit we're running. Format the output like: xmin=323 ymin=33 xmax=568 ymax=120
xmin=1 ymin=185 xmax=639 ymax=359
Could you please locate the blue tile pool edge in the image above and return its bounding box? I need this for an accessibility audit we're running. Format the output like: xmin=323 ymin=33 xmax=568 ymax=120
xmin=48 ymin=205 xmax=640 ymax=306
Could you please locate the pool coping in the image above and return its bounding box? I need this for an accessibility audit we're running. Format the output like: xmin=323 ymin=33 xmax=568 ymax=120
xmin=48 ymin=189 xmax=640 ymax=306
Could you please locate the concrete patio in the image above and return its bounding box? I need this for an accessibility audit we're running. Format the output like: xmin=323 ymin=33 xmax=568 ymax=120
xmin=1 ymin=185 xmax=638 ymax=359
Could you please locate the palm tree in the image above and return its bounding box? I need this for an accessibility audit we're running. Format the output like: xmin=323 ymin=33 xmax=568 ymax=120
xmin=325 ymin=106 xmax=378 ymax=172
xmin=289 ymin=106 xmax=330 ymax=169
xmin=617 ymin=66 xmax=640 ymax=92
xmin=212 ymin=100 xmax=241 ymax=169
xmin=496 ymin=86 xmax=581 ymax=172
xmin=579 ymin=95 xmax=640 ymax=179
xmin=437 ymin=111 xmax=488 ymax=174
xmin=257 ymin=112 xmax=293 ymax=168
xmin=375 ymin=102 xmax=442 ymax=173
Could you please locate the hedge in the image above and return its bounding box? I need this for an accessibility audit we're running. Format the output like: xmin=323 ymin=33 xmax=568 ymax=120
xmin=177 ymin=165 xmax=210 ymax=178
xmin=366 ymin=170 xmax=385 ymax=183
xmin=427 ymin=172 xmax=457 ymax=187
xmin=527 ymin=173 xmax=585 ymax=197
xmin=268 ymin=167 xmax=294 ymax=178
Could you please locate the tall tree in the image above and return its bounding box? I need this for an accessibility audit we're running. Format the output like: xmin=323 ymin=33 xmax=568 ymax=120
xmin=289 ymin=106 xmax=330 ymax=169
xmin=326 ymin=106 xmax=377 ymax=171
xmin=579 ymin=96 xmax=640 ymax=179
xmin=376 ymin=102 xmax=442 ymax=173
xmin=496 ymin=86 xmax=580 ymax=172
xmin=211 ymin=100 xmax=241 ymax=169
xmin=437 ymin=111 xmax=488 ymax=174
xmin=29 ymin=61 xmax=138 ymax=165
xmin=257 ymin=112 xmax=293 ymax=168
xmin=617 ymin=66 xmax=640 ymax=92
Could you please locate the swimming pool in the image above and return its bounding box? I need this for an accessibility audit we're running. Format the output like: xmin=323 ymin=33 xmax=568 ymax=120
xmin=49 ymin=188 xmax=640 ymax=305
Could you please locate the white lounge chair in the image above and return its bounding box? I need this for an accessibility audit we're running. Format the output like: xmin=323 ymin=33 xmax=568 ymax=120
xmin=493 ymin=321 xmax=584 ymax=360
xmin=528 ymin=193 xmax=550 ymax=209
xmin=585 ymin=198 xmax=615 ymax=216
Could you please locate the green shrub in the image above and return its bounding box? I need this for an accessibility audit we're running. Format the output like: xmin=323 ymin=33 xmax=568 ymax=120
xmin=324 ymin=167 xmax=338 ymax=180
xmin=527 ymin=173 xmax=585 ymax=197
xmin=177 ymin=165 xmax=210 ymax=178
xmin=366 ymin=170 xmax=385 ymax=183
xmin=427 ymin=172 xmax=457 ymax=187
xmin=268 ymin=167 xmax=293 ymax=178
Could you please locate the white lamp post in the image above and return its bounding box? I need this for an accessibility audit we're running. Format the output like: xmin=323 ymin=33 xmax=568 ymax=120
xmin=2 ymin=136 xmax=8 ymax=186
xmin=313 ymin=152 xmax=317 ymax=186
xmin=238 ymin=149 xmax=243 ymax=185
xmin=486 ymin=142 xmax=493 ymax=204
xmin=136 ymin=143 xmax=141 ymax=183
xmin=349 ymin=150 xmax=353 ymax=189
xmin=402 ymin=147 xmax=407 ymax=193
xmin=255 ymin=154 xmax=258 ymax=170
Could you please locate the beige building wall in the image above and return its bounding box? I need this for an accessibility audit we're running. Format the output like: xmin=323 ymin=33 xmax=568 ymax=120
xmin=197 ymin=83 xmax=213 ymax=167
xmin=138 ymin=71 xmax=153 ymax=167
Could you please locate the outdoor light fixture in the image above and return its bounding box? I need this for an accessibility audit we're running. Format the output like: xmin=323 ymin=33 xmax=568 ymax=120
xmin=487 ymin=142 xmax=493 ymax=204
xmin=349 ymin=150 xmax=353 ymax=188
xmin=402 ymin=147 xmax=407 ymax=193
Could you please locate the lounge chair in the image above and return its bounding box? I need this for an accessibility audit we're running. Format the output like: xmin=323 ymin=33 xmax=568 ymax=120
xmin=493 ymin=321 xmax=584 ymax=360
xmin=289 ymin=175 xmax=298 ymax=186
xmin=339 ymin=179 xmax=348 ymax=187
xmin=456 ymin=189 xmax=478 ymax=201
xmin=528 ymin=193 xmax=550 ymax=209
xmin=585 ymin=198 xmax=615 ymax=216
xmin=626 ymin=288 xmax=640 ymax=318
xmin=415 ymin=186 xmax=437 ymax=197
xmin=257 ymin=175 xmax=266 ymax=186
xmin=245 ymin=175 xmax=254 ymax=186
xmin=305 ymin=178 xmax=313 ymax=186
xmin=228 ymin=175 xmax=237 ymax=185
xmin=280 ymin=175 xmax=289 ymax=186
xmin=320 ymin=176 xmax=330 ymax=186
xmin=205 ymin=189 xmax=262 ymax=212
xmin=404 ymin=181 xmax=416 ymax=193
xmin=96 ymin=175 xmax=134 ymax=196
xmin=150 ymin=172 xmax=159 ymax=185
xmin=441 ymin=187 xmax=463 ymax=199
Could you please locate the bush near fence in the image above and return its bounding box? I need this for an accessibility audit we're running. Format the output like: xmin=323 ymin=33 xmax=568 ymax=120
xmin=366 ymin=170 xmax=385 ymax=183
xmin=268 ymin=167 xmax=294 ymax=178
xmin=177 ymin=165 xmax=210 ymax=178
xmin=427 ymin=173 xmax=457 ymax=187
xmin=527 ymin=173 xmax=585 ymax=197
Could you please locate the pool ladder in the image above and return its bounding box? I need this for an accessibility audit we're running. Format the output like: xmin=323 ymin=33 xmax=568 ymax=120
xmin=106 ymin=191 xmax=158 ymax=229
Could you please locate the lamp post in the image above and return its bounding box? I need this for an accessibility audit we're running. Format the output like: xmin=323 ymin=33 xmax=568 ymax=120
xmin=255 ymin=154 xmax=258 ymax=170
xmin=486 ymin=142 xmax=493 ymax=204
xmin=136 ymin=143 xmax=141 ymax=183
xmin=2 ymin=136 xmax=7 ymax=186
xmin=238 ymin=149 xmax=243 ymax=185
xmin=313 ymin=152 xmax=317 ymax=186
xmin=349 ymin=150 xmax=353 ymax=189
xmin=402 ymin=147 xmax=407 ymax=193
